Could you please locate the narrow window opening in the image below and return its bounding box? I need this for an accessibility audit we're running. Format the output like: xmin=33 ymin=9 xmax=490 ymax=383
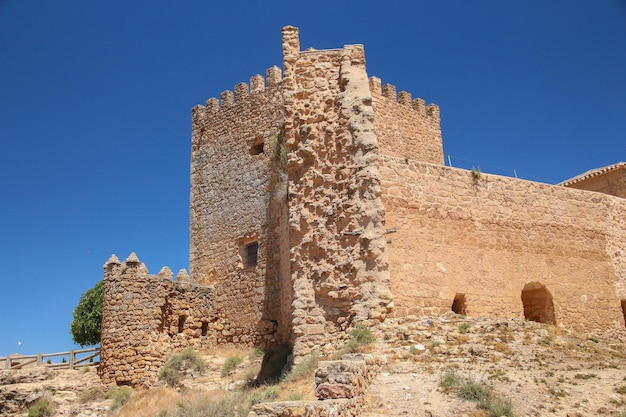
xmin=250 ymin=137 xmax=264 ymax=155
xmin=521 ymin=282 xmax=556 ymax=325
xmin=451 ymin=293 xmax=467 ymax=315
xmin=201 ymin=321 xmax=209 ymax=336
xmin=158 ymin=298 xmax=172 ymax=333
xmin=242 ymin=241 xmax=259 ymax=268
xmin=178 ymin=316 xmax=187 ymax=333
xmin=621 ymin=300 xmax=626 ymax=328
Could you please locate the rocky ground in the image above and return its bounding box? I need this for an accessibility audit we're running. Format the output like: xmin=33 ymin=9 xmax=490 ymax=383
xmin=2 ymin=314 xmax=626 ymax=417
xmin=362 ymin=314 xmax=626 ymax=416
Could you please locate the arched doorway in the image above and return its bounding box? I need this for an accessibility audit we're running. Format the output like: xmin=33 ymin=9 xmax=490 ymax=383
xmin=451 ymin=293 xmax=467 ymax=315
xmin=521 ymin=282 xmax=556 ymax=324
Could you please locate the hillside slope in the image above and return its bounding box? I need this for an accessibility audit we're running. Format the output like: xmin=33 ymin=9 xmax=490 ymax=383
xmin=3 ymin=315 xmax=626 ymax=417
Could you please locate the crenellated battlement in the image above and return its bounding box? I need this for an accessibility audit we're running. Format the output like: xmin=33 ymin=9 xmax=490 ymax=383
xmin=99 ymin=252 xmax=215 ymax=387
xmin=368 ymin=76 xmax=440 ymax=121
xmin=192 ymin=66 xmax=283 ymax=124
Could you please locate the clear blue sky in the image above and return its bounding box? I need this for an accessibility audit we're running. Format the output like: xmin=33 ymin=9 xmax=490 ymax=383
xmin=1 ymin=1 xmax=625 ymax=357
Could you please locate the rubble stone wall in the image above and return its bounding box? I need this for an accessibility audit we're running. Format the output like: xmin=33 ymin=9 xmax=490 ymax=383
xmin=99 ymin=254 xmax=215 ymax=387
xmin=281 ymin=27 xmax=392 ymax=359
xmin=380 ymin=156 xmax=626 ymax=337
xmin=250 ymin=354 xmax=383 ymax=417
xmin=189 ymin=66 xmax=289 ymax=345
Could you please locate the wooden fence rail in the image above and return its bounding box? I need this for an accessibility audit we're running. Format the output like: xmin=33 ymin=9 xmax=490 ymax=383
xmin=0 ymin=347 xmax=100 ymax=370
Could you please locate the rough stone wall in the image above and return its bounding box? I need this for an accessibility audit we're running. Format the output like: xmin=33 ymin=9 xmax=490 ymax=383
xmin=250 ymin=353 xmax=384 ymax=417
xmin=189 ymin=67 xmax=289 ymax=345
xmin=380 ymin=157 xmax=626 ymax=337
xmin=564 ymin=167 xmax=626 ymax=198
xmin=369 ymin=77 xmax=443 ymax=164
xmin=99 ymin=254 xmax=215 ymax=387
xmin=281 ymin=27 xmax=392 ymax=359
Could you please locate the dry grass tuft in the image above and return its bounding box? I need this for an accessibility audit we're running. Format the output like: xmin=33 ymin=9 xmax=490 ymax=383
xmin=111 ymin=387 xmax=179 ymax=417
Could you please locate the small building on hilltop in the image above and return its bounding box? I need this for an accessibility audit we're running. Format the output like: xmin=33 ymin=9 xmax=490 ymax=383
xmin=99 ymin=26 xmax=626 ymax=387
xmin=560 ymin=162 xmax=626 ymax=199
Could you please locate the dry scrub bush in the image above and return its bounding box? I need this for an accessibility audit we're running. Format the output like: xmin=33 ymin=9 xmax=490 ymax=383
xmin=221 ymin=355 xmax=243 ymax=377
xmin=439 ymin=370 xmax=515 ymax=417
xmin=109 ymin=387 xmax=132 ymax=412
xmin=284 ymin=354 xmax=319 ymax=383
xmin=159 ymin=348 xmax=206 ymax=387
xmin=27 ymin=396 xmax=55 ymax=417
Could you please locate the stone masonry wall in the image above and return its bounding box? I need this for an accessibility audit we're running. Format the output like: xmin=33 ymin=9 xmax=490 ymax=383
xmin=250 ymin=353 xmax=384 ymax=417
xmin=281 ymin=27 xmax=392 ymax=359
xmin=189 ymin=67 xmax=289 ymax=345
xmin=380 ymin=157 xmax=626 ymax=338
xmin=369 ymin=77 xmax=444 ymax=165
xmin=99 ymin=254 xmax=215 ymax=387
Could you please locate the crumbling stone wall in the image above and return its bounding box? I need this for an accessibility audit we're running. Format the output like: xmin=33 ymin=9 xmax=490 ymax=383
xmin=380 ymin=157 xmax=626 ymax=337
xmin=250 ymin=353 xmax=384 ymax=417
xmin=99 ymin=254 xmax=215 ymax=387
xmin=281 ymin=27 xmax=392 ymax=359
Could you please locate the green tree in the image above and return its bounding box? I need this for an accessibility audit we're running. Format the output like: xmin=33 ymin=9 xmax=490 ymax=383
xmin=70 ymin=280 xmax=103 ymax=346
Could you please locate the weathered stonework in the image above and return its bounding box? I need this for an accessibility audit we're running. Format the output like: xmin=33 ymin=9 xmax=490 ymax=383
xmin=250 ymin=353 xmax=384 ymax=417
xmin=98 ymin=26 xmax=626 ymax=387
xmin=99 ymin=254 xmax=214 ymax=387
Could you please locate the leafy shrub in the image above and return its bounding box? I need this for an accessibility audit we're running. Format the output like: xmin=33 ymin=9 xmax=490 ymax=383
xmin=458 ymin=322 xmax=471 ymax=334
xmin=439 ymin=369 xmax=462 ymax=391
xmin=159 ymin=348 xmax=206 ymax=387
xmin=458 ymin=377 xmax=489 ymax=402
xmin=70 ymin=280 xmax=103 ymax=346
xmin=344 ymin=339 xmax=360 ymax=354
xmin=28 ymin=397 xmax=53 ymax=417
xmin=269 ymin=136 xmax=288 ymax=165
xmin=263 ymin=386 xmax=280 ymax=401
xmin=479 ymin=395 xmax=515 ymax=417
xmin=248 ymin=390 xmax=265 ymax=406
xmin=284 ymin=354 xmax=319 ymax=383
xmin=221 ymin=355 xmax=244 ymax=377
xmin=440 ymin=370 xmax=515 ymax=417
xmin=471 ymin=166 xmax=482 ymax=180
xmin=108 ymin=386 xmax=132 ymax=411
xmin=335 ymin=324 xmax=376 ymax=357
xmin=350 ymin=324 xmax=375 ymax=345
xmin=247 ymin=385 xmax=282 ymax=405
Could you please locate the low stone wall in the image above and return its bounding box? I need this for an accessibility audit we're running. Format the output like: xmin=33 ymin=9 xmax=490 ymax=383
xmin=99 ymin=253 xmax=216 ymax=387
xmin=250 ymin=354 xmax=384 ymax=417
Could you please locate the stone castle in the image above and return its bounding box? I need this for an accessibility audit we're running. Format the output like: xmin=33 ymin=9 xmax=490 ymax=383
xmin=98 ymin=26 xmax=626 ymax=387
